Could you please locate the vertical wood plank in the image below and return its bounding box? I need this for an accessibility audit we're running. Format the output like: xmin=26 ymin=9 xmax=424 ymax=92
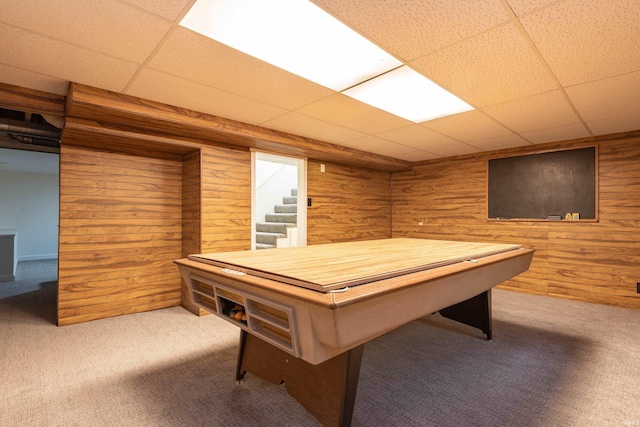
xmin=181 ymin=149 xmax=203 ymax=314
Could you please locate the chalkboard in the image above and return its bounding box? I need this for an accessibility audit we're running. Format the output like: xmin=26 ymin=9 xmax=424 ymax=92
xmin=488 ymin=147 xmax=596 ymax=220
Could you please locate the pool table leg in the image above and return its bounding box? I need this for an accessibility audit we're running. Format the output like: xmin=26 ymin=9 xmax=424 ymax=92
xmin=236 ymin=330 xmax=364 ymax=427
xmin=439 ymin=289 xmax=493 ymax=339
xmin=235 ymin=329 xmax=248 ymax=382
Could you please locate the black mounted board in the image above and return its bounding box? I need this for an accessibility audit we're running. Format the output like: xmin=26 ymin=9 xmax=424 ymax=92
xmin=488 ymin=147 xmax=596 ymax=220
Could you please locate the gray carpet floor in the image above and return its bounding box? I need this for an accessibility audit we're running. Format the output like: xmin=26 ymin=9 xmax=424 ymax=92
xmin=0 ymin=259 xmax=58 ymax=299
xmin=1 ymin=260 xmax=639 ymax=426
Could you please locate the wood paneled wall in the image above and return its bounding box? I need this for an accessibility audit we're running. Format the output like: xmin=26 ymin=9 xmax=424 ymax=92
xmin=16 ymin=79 xmax=634 ymax=325
xmin=54 ymin=83 xmax=402 ymax=323
xmin=307 ymin=160 xmax=392 ymax=245
xmin=392 ymin=135 xmax=640 ymax=309
xmin=58 ymin=145 xmax=184 ymax=325
xmin=201 ymin=146 xmax=251 ymax=253
xmin=179 ymin=146 xmax=251 ymax=316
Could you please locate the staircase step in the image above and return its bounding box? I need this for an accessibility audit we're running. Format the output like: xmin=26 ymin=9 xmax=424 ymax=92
xmin=256 ymin=222 xmax=295 ymax=233
xmin=256 ymin=243 xmax=275 ymax=250
xmin=265 ymin=213 xmax=297 ymax=224
xmin=291 ymin=188 xmax=298 ymax=196
xmin=282 ymin=196 xmax=297 ymax=205
xmin=274 ymin=204 xmax=297 ymax=213
xmin=256 ymin=231 xmax=286 ymax=245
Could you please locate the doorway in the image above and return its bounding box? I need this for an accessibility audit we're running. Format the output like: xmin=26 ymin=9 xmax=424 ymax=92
xmin=0 ymin=147 xmax=59 ymax=323
xmin=251 ymin=152 xmax=307 ymax=250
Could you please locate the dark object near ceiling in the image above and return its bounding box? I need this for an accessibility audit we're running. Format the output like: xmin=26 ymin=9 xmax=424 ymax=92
xmin=0 ymin=107 xmax=61 ymax=149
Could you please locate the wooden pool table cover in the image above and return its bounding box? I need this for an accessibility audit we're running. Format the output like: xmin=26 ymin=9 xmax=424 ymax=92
xmin=188 ymin=238 xmax=523 ymax=292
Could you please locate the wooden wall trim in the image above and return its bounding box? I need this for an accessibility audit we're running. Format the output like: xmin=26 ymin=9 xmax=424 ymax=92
xmin=0 ymin=82 xmax=65 ymax=116
xmin=65 ymin=83 xmax=411 ymax=173
xmin=182 ymin=149 xmax=205 ymax=315
xmin=63 ymin=118 xmax=200 ymax=156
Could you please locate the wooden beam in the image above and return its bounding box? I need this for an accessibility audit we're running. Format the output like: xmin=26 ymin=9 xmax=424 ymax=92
xmin=0 ymin=82 xmax=65 ymax=116
xmin=62 ymin=118 xmax=199 ymax=156
xmin=65 ymin=83 xmax=412 ymax=173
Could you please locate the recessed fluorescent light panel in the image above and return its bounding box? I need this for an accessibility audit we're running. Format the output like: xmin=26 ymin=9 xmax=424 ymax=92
xmin=180 ymin=0 xmax=402 ymax=91
xmin=342 ymin=66 xmax=474 ymax=123
xmin=181 ymin=0 xmax=473 ymax=122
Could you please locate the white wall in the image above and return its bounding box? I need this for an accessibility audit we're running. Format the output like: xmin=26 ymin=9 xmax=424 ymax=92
xmin=0 ymin=170 xmax=59 ymax=260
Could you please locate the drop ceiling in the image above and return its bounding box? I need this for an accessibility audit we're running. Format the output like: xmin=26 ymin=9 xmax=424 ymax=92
xmin=0 ymin=0 xmax=638 ymax=162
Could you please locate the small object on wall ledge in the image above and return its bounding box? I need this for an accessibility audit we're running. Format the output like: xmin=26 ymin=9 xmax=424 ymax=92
xmin=572 ymin=212 xmax=580 ymax=220
xmin=548 ymin=215 xmax=563 ymax=220
xmin=565 ymin=213 xmax=572 ymax=220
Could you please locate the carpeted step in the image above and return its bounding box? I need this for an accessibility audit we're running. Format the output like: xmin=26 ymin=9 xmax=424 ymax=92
xmin=256 ymin=231 xmax=286 ymax=245
xmin=274 ymin=204 xmax=297 ymax=213
xmin=256 ymin=222 xmax=295 ymax=234
xmin=282 ymin=196 xmax=297 ymax=205
xmin=265 ymin=213 xmax=297 ymax=224
xmin=256 ymin=243 xmax=275 ymax=250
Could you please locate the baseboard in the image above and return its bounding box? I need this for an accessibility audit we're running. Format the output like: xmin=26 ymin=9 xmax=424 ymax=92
xmin=18 ymin=254 xmax=59 ymax=262
xmin=0 ymin=274 xmax=16 ymax=282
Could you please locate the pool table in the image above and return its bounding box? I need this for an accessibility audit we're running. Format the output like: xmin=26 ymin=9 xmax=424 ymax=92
xmin=175 ymin=238 xmax=534 ymax=426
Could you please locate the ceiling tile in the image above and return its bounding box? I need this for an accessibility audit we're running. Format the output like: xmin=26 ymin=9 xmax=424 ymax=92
xmin=0 ymin=0 xmax=171 ymax=64
xmin=421 ymin=110 xmax=513 ymax=142
xmin=295 ymin=93 xmax=411 ymax=135
xmin=586 ymin=114 xmax=640 ymax=137
xmin=148 ymin=28 xmax=335 ymax=110
xmin=375 ymin=125 xmax=461 ymax=149
xmin=519 ymin=123 xmax=589 ymax=144
xmin=482 ymin=90 xmax=581 ymax=133
xmin=1 ymin=0 xmax=636 ymax=163
xmin=312 ymin=0 xmax=509 ymax=61
xmin=520 ymin=0 xmax=640 ymax=86
xmin=338 ymin=136 xmax=439 ymax=162
xmin=0 ymin=63 xmax=68 ymax=95
xmin=425 ymin=142 xmax=483 ymax=158
xmin=126 ymin=68 xmax=287 ymax=125
xmin=565 ymin=71 xmax=640 ymax=122
xmin=410 ymin=142 xmax=482 ymax=157
xmin=468 ymin=134 xmax=531 ymax=151
xmin=122 ymin=0 xmax=191 ymax=21
xmin=505 ymin=0 xmax=561 ymax=16
xmin=410 ymin=23 xmax=557 ymax=108
xmin=260 ymin=112 xmax=365 ymax=144
xmin=0 ymin=23 xmax=139 ymax=92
